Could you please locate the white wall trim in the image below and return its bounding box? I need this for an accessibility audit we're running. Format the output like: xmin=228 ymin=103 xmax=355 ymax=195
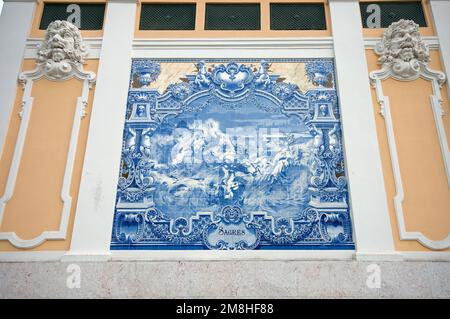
xmin=0 ymin=1 xmax=35 ymax=166
xmin=110 ymin=250 xmax=356 ymax=261
xmin=370 ymin=66 xmax=450 ymax=250
xmin=132 ymin=37 xmax=334 ymax=58
xmin=23 ymin=37 xmax=332 ymax=60
xmin=430 ymin=0 xmax=450 ymax=94
xmin=0 ymin=65 xmax=95 ymax=249
xmin=3 ymin=250 xmax=450 ymax=262
xmin=328 ymin=0 xmax=395 ymax=253
xmin=133 ymin=37 xmax=334 ymax=48
xmin=61 ymin=251 xmax=112 ymax=262
xmin=401 ymin=251 xmax=450 ymax=261
xmin=356 ymin=251 xmax=450 ymax=261
xmin=22 ymin=36 xmax=443 ymax=60
xmin=68 ymin=13 xmax=340 ymax=256
xmin=364 ymin=36 xmax=440 ymax=50
xmin=69 ymin=1 xmax=137 ymax=254
xmin=0 ymin=251 xmax=65 ymax=262
xmin=24 ymin=37 xmax=102 ymax=59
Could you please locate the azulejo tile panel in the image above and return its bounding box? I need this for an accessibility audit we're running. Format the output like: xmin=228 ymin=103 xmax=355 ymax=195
xmin=110 ymin=59 xmax=355 ymax=250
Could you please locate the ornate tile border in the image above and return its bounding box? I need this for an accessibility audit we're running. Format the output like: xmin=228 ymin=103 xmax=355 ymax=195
xmin=110 ymin=58 xmax=354 ymax=250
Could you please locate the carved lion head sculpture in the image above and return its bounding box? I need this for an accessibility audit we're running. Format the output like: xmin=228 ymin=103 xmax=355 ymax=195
xmin=37 ymin=20 xmax=87 ymax=65
xmin=375 ymin=19 xmax=429 ymax=65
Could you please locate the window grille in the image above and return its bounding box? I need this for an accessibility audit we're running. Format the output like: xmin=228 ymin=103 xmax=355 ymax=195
xmin=270 ymin=3 xmax=326 ymax=30
xmin=139 ymin=3 xmax=196 ymax=30
xmin=205 ymin=3 xmax=261 ymax=30
xmin=360 ymin=1 xmax=427 ymax=28
xmin=39 ymin=3 xmax=105 ymax=30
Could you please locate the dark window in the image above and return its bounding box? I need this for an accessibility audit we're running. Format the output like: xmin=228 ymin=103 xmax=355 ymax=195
xmin=270 ymin=3 xmax=326 ymax=30
xmin=139 ymin=3 xmax=196 ymax=30
xmin=205 ymin=4 xmax=261 ymax=30
xmin=360 ymin=1 xmax=427 ymax=28
xmin=39 ymin=3 xmax=105 ymax=30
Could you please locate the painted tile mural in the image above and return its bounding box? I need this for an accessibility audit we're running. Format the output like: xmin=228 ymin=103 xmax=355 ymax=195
xmin=110 ymin=59 xmax=354 ymax=250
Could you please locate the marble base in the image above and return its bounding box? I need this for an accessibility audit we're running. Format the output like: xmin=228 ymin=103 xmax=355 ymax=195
xmin=0 ymin=261 xmax=449 ymax=298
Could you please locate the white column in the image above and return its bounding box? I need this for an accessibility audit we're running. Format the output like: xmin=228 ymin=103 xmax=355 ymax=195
xmin=67 ymin=0 xmax=136 ymax=260
xmin=430 ymin=0 xmax=450 ymax=93
xmin=0 ymin=0 xmax=35 ymax=157
xmin=329 ymin=0 xmax=396 ymax=258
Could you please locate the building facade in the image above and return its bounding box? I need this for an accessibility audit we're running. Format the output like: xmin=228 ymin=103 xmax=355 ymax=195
xmin=0 ymin=0 xmax=449 ymax=298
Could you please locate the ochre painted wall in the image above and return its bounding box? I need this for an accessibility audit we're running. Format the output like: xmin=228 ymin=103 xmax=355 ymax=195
xmin=2 ymin=0 xmax=448 ymax=253
xmin=366 ymin=49 xmax=450 ymax=251
xmin=0 ymin=59 xmax=99 ymax=251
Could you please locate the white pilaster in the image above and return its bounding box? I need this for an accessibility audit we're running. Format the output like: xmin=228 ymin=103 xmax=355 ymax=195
xmin=328 ymin=0 xmax=396 ymax=256
xmin=68 ymin=0 xmax=136 ymax=258
xmin=0 ymin=0 xmax=35 ymax=157
xmin=430 ymin=0 xmax=450 ymax=92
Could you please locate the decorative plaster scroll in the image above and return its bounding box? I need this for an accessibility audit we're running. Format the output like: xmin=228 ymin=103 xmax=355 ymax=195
xmin=0 ymin=21 xmax=96 ymax=248
xmin=370 ymin=20 xmax=450 ymax=250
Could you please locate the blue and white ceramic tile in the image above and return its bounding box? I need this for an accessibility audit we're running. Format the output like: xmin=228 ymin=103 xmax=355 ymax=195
xmin=110 ymin=59 xmax=355 ymax=250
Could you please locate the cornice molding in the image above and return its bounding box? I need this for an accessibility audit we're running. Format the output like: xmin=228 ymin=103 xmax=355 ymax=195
xmin=23 ymin=36 xmax=442 ymax=60
xmin=132 ymin=37 xmax=334 ymax=49
xmin=364 ymin=36 xmax=440 ymax=50
xmin=25 ymin=37 xmax=102 ymax=59
xmin=131 ymin=37 xmax=335 ymax=58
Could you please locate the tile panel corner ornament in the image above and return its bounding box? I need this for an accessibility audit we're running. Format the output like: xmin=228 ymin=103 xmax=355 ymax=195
xmin=370 ymin=20 xmax=450 ymax=250
xmin=0 ymin=21 xmax=96 ymax=248
xmin=111 ymin=58 xmax=354 ymax=250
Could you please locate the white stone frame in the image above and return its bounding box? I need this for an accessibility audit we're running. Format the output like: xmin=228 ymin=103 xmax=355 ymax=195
xmin=0 ymin=0 xmax=446 ymax=261
xmin=0 ymin=62 xmax=96 ymax=248
xmin=71 ymin=39 xmax=389 ymax=261
xmin=370 ymin=64 xmax=450 ymax=250
xmin=329 ymin=0 xmax=396 ymax=258
xmin=68 ymin=0 xmax=138 ymax=260
xmin=66 ymin=0 xmax=398 ymax=261
xmin=68 ymin=37 xmax=343 ymax=262
xmin=24 ymin=37 xmax=103 ymax=59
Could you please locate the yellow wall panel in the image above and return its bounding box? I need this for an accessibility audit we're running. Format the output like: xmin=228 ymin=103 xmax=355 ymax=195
xmin=367 ymin=49 xmax=450 ymax=251
xmin=0 ymin=59 xmax=98 ymax=251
